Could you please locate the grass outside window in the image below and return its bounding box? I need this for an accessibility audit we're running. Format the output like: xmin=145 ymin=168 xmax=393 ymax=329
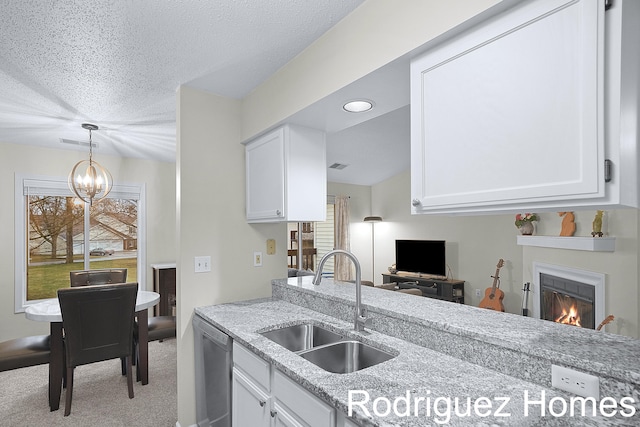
xmin=27 ymin=258 xmax=138 ymax=301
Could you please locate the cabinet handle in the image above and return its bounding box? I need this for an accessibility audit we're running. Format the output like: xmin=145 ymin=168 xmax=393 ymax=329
xmin=270 ymin=410 xmax=277 ymax=418
xmin=259 ymin=400 xmax=266 ymax=407
xmin=412 ymin=198 xmax=421 ymax=207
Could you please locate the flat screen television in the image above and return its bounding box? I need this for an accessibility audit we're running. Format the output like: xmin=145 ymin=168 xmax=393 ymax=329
xmin=395 ymin=240 xmax=446 ymax=277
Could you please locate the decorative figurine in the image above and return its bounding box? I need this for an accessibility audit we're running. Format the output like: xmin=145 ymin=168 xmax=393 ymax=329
xmin=558 ymin=212 xmax=576 ymax=236
xmin=592 ymin=210 xmax=604 ymax=237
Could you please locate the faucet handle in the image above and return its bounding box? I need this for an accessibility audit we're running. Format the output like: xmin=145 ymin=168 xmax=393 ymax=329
xmin=356 ymin=308 xmax=372 ymax=331
xmin=363 ymin=316 xmax=372 ymax=328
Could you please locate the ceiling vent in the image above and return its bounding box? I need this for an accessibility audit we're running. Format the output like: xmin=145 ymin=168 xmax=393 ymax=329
xmin=329 ymin=162 xmax=348 ymax=170
xmin=59 ymin=138 xmax=97 ymax=148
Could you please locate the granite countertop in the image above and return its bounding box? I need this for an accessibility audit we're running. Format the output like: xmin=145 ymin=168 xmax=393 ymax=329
xmin=273 ymin=277 xmax=640 ymax=387
xmin=195 ymin=295 xmax=626 ymax=426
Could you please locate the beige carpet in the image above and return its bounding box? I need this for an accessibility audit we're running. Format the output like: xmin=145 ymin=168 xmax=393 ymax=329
xmin=0 ymin=339 xmax=177 ymax=426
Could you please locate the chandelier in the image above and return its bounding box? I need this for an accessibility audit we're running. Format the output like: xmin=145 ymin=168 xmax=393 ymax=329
xmin=68 ymin=123 xmax=112 ymax=205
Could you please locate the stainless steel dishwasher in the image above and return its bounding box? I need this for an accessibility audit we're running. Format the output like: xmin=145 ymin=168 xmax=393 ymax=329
xmin=193 ymin=313 xmax=233 ymax=427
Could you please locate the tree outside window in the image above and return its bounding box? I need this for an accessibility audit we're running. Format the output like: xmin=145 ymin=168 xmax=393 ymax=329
xmin=27 ymin=196 xmax=138 ymax=300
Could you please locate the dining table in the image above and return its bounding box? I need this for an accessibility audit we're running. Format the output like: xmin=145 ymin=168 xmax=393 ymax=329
xmin=25 ymin=290 xmax=160 ymax=411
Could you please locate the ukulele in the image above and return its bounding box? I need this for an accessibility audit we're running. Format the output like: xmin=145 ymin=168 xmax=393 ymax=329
xmin=479 ymin=259 xmax=505 ymax=312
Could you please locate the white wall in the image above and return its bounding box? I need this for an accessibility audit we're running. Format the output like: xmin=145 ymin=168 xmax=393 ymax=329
xmin=176 ymin=86 xmax=286 ymax=426
xmin=241 ymin=0 xmax=501 ymax=141
xmin=371 ymin=170 xmax=640 ymax=338
xmin=0 ymin=141 xmax=176 ymax=341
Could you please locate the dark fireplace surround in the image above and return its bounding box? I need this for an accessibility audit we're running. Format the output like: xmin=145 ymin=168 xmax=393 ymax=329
xmin=533 ymin=262 xmax=605 ymax=330
xmin=539 ymin=273 xmax=596 ymax=330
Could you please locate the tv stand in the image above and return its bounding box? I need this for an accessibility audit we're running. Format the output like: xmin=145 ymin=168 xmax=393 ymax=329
xmin=382 ymin=273 xmax=465 ymax=304
xmin=394 ymin=271 xmax=448 ymax=281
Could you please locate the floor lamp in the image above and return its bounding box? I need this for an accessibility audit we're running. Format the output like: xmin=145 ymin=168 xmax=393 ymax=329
xmin=363 ymin=216 xmax=382 ymax=284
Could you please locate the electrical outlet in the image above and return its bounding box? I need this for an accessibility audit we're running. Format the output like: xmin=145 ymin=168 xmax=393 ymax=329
xmin=551 ymin=365 xmax=599 ymax=399
xmin=475 ymin=289 xmax=481 ymax=297
xmin=194 ymin=256 xmax=211 ymax=273
xmin=254 ymin=251 xmax=262 ymax=267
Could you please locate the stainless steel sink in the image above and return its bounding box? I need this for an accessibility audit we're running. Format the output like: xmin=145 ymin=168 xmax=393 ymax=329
xmin=299 ymin=340 xmax=395 ymax=374
xmin=260 ymin=323 xmax=343 ymax=352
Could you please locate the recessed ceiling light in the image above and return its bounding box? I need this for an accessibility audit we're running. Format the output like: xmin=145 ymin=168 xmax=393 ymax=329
xmin=343 ymin=99 xmax=374 ymax=113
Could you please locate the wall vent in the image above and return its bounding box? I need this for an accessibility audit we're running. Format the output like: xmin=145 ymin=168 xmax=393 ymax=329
xmin=329 ymin=162 xmax=348 ymax=170
xmin=59 ymin=138 xmax=97 ymax=148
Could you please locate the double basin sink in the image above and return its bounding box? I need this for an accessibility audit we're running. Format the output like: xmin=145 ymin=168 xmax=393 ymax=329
xmin=260 ymin=323 xmax=395 ymax=374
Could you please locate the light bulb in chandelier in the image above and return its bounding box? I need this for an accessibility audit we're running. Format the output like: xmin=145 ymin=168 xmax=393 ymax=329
xmin=68 ymin=123 xmax=112 ymax=205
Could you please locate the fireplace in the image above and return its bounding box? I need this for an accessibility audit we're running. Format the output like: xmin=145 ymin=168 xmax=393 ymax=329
xmin=532 ymin=262 xmax=605 ymax=330
xmin=540 ymin=273 xmax=595 ymax=329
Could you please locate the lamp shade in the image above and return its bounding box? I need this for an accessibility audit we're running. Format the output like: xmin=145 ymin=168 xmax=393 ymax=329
xmin=363 ymin=216 xmax=382 ymax=222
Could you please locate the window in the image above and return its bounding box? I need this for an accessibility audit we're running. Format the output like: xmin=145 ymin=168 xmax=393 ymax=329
xmin=15 ymin=174 xmax=145 ymax=312
xmin=314 ymin=203 xmax=335 ymax=275
xmin=286 ymin=202 xmax=335 ymax=275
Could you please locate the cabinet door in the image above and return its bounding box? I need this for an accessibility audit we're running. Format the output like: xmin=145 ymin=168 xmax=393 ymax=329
xmin=246 ymin=127 xmax=286 ymax=222
xmin=273 ymin=369 xmax=335 ymax=427
xmin=335 ymin=411 xmax=360 ymax=427
xmin=272 ymin=402 xmax=306 ymax=427
xmin=410 ymin=0 xmax=605 ymax=213
xmin=232 ymin=368 xmax=271 ymax=427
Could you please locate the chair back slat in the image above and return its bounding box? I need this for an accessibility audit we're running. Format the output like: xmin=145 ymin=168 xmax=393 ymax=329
xmin=58 ymin=283 xmax=137 ymax=367
xmin=69 ymin=269 xmax=127 ymax=287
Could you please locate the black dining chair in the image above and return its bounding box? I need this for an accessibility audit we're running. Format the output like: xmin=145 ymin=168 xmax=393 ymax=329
xmin=57 ymin=283 xmax=138 ymax=416
xmin=69 ymin=268 xmax=127 ymax=287
xmin=69 ymin=268 xmax=130 ymax=373
xmin=132 ymin=315 xmax=176 ymax=381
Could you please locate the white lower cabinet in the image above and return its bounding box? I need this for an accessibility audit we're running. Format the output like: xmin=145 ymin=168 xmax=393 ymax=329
xmin=232 ymin=368 xmax=271 ymax=426
xmin=272 ymin=402 xmax=304 ymax=427
xmin=272 ymin=369 xmax=335 ymax=427
xmin=233 ymin=342 xmax=336 ymax=427
xmin=335 ymin=411 xmax=359 ymax=427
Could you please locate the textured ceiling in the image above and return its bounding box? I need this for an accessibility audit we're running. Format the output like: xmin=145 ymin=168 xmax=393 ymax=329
xmin=0 ymin=0 xmax=364 ymax=162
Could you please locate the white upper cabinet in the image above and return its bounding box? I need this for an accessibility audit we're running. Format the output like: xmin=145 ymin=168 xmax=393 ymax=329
xmin=410 ymin=0 xmax=639 ymax=214
xmin=245 ymin=124 xmax=326 ymax=223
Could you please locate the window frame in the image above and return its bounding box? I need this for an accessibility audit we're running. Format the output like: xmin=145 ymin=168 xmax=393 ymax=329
xmin=14 ymin=173 xmax=146 ymax=312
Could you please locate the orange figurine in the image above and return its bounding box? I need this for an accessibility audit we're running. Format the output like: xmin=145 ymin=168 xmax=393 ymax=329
xmin=558 ymin=212 xmax=576 ymax=236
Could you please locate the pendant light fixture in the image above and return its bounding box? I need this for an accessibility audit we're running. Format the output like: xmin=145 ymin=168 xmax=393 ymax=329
xmin=68 ymin=123 xmax=112 ymax=205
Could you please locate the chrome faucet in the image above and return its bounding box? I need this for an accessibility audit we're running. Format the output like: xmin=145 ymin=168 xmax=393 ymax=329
xmin=313 ymin=249 xmax=369 ymax=332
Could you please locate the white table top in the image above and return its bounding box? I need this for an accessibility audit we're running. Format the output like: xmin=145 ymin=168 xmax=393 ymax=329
xmin=25 ymin=290 xmax=160 ymax=322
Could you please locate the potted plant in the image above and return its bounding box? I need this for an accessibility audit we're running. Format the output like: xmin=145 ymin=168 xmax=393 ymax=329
xmin=515 ymin=213 xmax=538 ymax=235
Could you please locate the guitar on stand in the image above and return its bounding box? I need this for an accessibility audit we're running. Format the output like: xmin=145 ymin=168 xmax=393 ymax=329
xmin=521 ymin=282 xmax=531 ymax=316
xmin=479 ymin=259 xmax=505 ymax=312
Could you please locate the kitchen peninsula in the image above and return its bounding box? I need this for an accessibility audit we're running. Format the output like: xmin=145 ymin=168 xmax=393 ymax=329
xmin=195 ymin=277 xmax=640 ymax=426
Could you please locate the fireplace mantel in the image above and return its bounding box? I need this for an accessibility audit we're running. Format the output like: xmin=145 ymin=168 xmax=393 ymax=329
xmin=516 ymin=235 xmax=615 ymax=252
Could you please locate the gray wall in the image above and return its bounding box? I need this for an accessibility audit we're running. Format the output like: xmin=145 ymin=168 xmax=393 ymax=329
xmin=0 ymin=141 xmax=176 ymax=341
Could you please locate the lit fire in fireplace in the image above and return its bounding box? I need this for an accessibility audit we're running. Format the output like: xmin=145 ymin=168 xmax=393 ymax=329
xmin=554 ymin=299 xmax=582 ymax=327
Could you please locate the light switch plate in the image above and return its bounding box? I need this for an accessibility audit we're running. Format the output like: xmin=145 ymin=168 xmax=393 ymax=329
xmin=194 ymin=256 xmax=211 ymax=273
xmin=254 ymin=251 xmax=262 ymax=267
